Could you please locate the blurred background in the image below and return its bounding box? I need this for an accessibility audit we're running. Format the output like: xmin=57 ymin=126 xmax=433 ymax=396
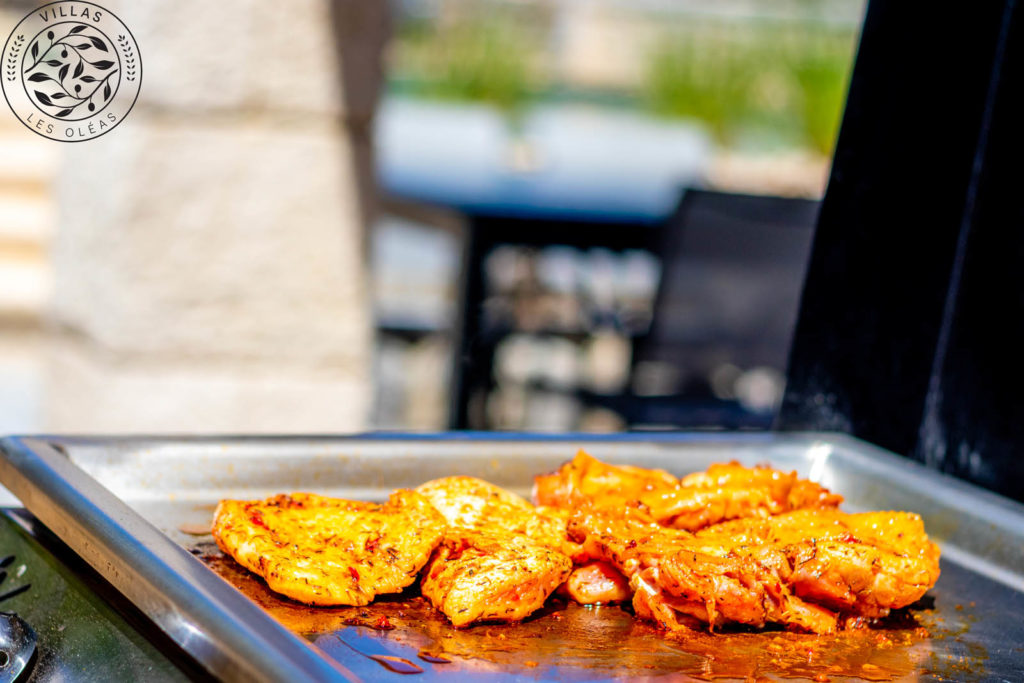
xmin=0 ymin=0 xmax=864 ymax=434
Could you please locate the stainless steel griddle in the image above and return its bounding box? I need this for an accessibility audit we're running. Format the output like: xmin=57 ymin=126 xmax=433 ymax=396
xmin=1 ymin=433 xmax=1022 ymax=681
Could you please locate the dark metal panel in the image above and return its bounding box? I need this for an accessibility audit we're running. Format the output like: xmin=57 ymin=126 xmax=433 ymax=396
xmin=779 ymin=0 xmax=1019 ymax=493
xmin=917 ymin=3 xmax=1024 ymax=497
xmin=0 ymin=510 xmax=202 ymax=682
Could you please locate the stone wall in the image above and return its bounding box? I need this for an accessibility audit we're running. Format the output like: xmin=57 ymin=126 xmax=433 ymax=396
xmin=45 ymin=0 xmax=386 ymax=432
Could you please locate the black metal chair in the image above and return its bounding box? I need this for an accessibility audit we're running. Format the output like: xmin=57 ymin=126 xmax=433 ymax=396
xmin=448 ymin=213 xmax=659 ymax=429
xmin=625 ymin=190 xmax=820 ymax=429
xmin=448 ymin=191 xmax=820 ymax=431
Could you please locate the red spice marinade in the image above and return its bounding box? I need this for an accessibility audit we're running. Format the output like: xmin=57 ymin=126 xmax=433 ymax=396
xmin=200 ymin=546 xmax=980 ymax=680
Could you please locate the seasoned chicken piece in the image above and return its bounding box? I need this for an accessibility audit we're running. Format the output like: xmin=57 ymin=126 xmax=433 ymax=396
xmin=569 ymin=505 xmax=686 ymax=576
xmin=698 ymin=509 xmax=941 ymax=618
xmin=212 ymin=490 xmax=444 ymax=606
xmin=532 ymin=503 xmax=633 ymax=606
xmin=631 ymin=551 xmax=839 ymax=635
xmin=560 ymin=561 xmax=632 ymax=605
xmin=417 ymin=475 xmax=533 ymax=524
xmin=641 ymin=462 xmax=843 ymax=530
xmin=532 ymin=449 xmax=678 ymax=510
xmin=416 ymin=476 xmax=582 ymax=559
xmin=682 ymin=462 xmax=843 ymax=511
xmin=569 ymin=506 xmax=939 ymax=634
xmin=534 ymin=454 xmax=840 ymax=533
xmin=568 ymin=506 xmax=833 ymax=632
xmin=415 ymin=476 xmax=578 ymax=625
xmin=421 ymin=530 xmax=572 ymax=627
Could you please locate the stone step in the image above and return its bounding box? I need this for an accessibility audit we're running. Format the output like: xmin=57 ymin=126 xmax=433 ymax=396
xmin=0 ymin=256 xmax=50 ymax=322
xmin=0 ymin=132 xmax=58 ymax=189
xmin=0 ymin=193 xmax=54 ymax=245
xmin=0 ymin=128 xmax=53 ymax=321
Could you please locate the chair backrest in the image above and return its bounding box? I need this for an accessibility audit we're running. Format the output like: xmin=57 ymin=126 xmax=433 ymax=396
xmin=636 ymin=190 xmax=819 ymax=398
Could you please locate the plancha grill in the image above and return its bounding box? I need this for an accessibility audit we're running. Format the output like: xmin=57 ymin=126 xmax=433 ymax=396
xmin=2 ymin=433 xmax=1023 ymax=681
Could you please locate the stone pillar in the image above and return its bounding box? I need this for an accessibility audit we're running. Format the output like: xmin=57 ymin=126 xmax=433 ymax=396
xmin=44 ymin=0 xmax=387 ymax=432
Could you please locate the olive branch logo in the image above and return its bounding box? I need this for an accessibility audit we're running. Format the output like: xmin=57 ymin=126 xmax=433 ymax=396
xmin=2 ymin=2 xmax=142 ymax=141
xmin=5 ymin=35 xmax=24 ymax=82
xmin=22 ymin=23 xmax=118 ymax=119
xmin=117 ymin=34 xmax=136 ymax=81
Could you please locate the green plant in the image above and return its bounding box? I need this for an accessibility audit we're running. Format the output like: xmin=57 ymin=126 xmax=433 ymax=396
xmin=643 ymin=20 xmax=856 ymax=154
xmin=791 ymin=41 xmax=853 ymax=154
xmin=388 ymin=4 xmax=857 ymax=155
xmin=644 ymin=32 xmax=760 ymax=142
xmin=391 ymin=12 xmax=541 ymax=112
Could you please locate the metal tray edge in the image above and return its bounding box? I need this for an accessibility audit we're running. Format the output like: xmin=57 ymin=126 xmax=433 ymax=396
xmin=0 ymin=435 xmax=357 ymax=683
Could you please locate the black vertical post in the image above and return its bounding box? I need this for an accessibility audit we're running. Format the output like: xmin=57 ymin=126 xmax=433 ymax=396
xmin=448 ymin=218 xmax=486 ymax=429
xmin=780 ymin=0 xmax=1024 ymax=500
xmin=915 ymin=3 xmax=1024 ymax=497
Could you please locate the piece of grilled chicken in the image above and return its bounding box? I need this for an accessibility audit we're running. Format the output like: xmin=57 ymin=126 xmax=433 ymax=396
xmin=415 ymin=476 xmax=574 ymax=625
xmin=421 ymin=530 xmax=572 ymax=627
xmin=416 ymin=475 xmax=580 ymax=558
xmin=569 ymin=506 xmax=940 ymax=634
xmin=533 ymin=449 xmax=678 ymax=510
xmin=535 ymin=451 xmax=842 ymax=531
xmin=212 ymin=491 xmax=445 ymax=606
xmin=558 ymin=560 xmax=632 ymax=604
xmin=534 ymin=453 xmax=845 ymax=607
xmin=642 ymin=462 xmax=844 ymax=530
xmin=697 ymin=509 xmax=941 ymax=620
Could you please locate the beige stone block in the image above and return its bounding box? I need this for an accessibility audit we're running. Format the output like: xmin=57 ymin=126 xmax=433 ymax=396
xmin=51 ymin=121 xmax=370 ymax=366
xmin=43 ymin=336 xmax=369 ymax=432
xmin=45 ymin=0 xmax=381 ymax=432
xmin=101 ymin=0 xmax=353 ymax=116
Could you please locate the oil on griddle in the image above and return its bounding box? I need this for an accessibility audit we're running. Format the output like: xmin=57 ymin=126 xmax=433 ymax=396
xmin=195 ymin=543 xmax=961 ymax=681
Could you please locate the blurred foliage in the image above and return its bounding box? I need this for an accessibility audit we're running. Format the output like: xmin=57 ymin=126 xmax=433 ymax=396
xmin=644 ymin=32 xmax=761 ymax=143
xmin=388 ymin=2 xmax=859 ymax=154
xmin=390 ymin=5 xmax=547 ymax=112
xmin=644 ymin=22 xmax=856 ymax=154
xmin=792 ymin=46 xmax=855 ymax=154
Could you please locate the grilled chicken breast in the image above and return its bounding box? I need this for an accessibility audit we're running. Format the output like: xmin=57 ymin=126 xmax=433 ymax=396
xmin=641 ymin=462 xmax=844 ymax=530
xmin=212 ymin=453 xmax=939 ymax=639
xmin=533 ymin=449 xmax=678 ymax=510
xmin=697 ymin=509 xmax=941 ymax=618
xmin=415 ymin=476 xmax=576 ymax=625
xmin=420 ymin=530 xmax=572 ymax=627
xmin=212 ymin=490 xmax=445 ymax=606
xmin=569 ymin=505 xmax=939 ymax=634
xmin=537 ymin=454 xmax=842 ymax=533
xmin=416 ymin=475 xmax=581 ymax=558
xmin=560 ymin=561 xmax=632 ymax=605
